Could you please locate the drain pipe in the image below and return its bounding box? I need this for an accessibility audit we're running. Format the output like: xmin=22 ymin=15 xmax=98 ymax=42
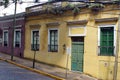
xmin=113 ymin=7 xmax=120 ymax=80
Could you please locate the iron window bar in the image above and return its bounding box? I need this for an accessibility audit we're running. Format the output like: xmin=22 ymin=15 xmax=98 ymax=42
xmin=98 ymin=46 xmax=115 ymax=56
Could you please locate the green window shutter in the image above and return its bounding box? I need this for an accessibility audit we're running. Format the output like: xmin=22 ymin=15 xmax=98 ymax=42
xmin=109 ymin=28 xmax=114 ymax=56
xmin=100 ymin=27 xmax=114 ymax=56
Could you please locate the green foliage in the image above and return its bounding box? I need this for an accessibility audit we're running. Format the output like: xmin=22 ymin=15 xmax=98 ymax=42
xmin=65 ymin=3 xmax=80 ymax=15
xmin=72 ymin=6 xmax=80 ymax=15
xmin=51 ymin=7 xmax=64 ymax=15
xmin=3 ymin=0 xmax=9 ymax=8
xmin=0 ymin=1 xmax=4 ymax=6
xmin=65 ymin=3 xmax=75 ymax=9
xmin=46 ymin=6 xmax=64 ymax=15
xmin=46 ymin=3 xmax=81 ymax=15
xmin=88 ymin=3 xmax=105 ymax=9
xmin=113 ymin=0 xmax=120 ymax=4
xmin=88 ymin=3 xmax=105 ymax=12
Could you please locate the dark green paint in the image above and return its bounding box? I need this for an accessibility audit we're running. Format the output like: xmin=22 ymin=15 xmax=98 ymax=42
xmin=71 ymin=42 xmax=84 ymax=72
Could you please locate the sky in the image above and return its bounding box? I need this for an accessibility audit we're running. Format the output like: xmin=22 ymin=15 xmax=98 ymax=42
xmin=0 ymin=0 xmax=48 ymax=2
xmin=0 ymin=0 xmax=48 ymax=16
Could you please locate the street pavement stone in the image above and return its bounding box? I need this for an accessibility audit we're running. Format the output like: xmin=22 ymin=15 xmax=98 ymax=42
xmin=0 ymin=53 xmax=97 ymax=80
xmin=0 ymin=60 xmax=54 ymax=80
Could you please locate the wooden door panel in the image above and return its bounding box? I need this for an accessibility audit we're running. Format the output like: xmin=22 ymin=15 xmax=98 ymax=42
xmin=71 ymin=39 xmax=84 ymax=72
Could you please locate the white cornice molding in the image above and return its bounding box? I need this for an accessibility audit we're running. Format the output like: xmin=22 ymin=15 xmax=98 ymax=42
xmin=0 ymin=17 xmax=24 ymax=23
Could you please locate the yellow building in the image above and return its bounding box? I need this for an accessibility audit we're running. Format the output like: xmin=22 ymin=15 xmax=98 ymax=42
xmin=24 ymin=0 xmax=120 ymax=80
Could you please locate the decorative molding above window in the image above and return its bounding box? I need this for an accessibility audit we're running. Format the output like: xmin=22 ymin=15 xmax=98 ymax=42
xmin=29 ymin=24 xmax=41 ymax=27
xmin=46 ymin=22 xmax=60 ymax=27
xmin=1 ymin=25 xmax=21 ymax=30
xmin=0 ymin=18 xmax=24 ymax=23
xmin=95 ymin=17 xmax=118 ymax=22
xmin=67 ymin=20 xmax=88 ymax=25
xmin=2 ymin=26 xmax=9 ymax=29
xmin=68 ymin=26 xmax=86 ymax=37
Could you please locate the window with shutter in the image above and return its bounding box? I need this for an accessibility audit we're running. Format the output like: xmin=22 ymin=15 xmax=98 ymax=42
xmin=3 ymin=30 xmax=8 ymax=47
xmin=48 ymin=29 xmax=58 ymax=52
xmin=14 ymin=30 xmax=21 ymax=48
xmin=31 ymin=30 xmax=39 ymax=51
xmin=100 ymin=27 xmax=114 ymax=56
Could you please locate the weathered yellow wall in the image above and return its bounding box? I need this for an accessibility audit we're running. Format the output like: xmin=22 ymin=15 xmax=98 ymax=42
xmin=25 ymin=10 xmax=89 ymax=68
xmin=24 ymin=4 xmax=120 ymax=79
xmin=83 ymin=7 xmax=120 ymax=78
xmin=70 ymin=27 xmax=85 ymax=35
xmin=25 ymin=19 xmax=69 ymax=68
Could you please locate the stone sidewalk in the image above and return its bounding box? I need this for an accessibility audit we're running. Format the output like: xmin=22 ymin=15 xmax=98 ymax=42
xmin=0 ymin=53 xmax=97 ymax=80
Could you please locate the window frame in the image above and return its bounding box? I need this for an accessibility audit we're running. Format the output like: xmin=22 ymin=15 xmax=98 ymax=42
xmin=98 ymin=25 xmax=116 ymax=56
xmin=3 ymin=30 xmax=9 ymax=47
xmin=14 ymin=29 xmax=21 ymax=48
xmin=48 ymin=28 xmax=59 ymax=52
xmin=31 ymin=29 xmax=40 ymax=51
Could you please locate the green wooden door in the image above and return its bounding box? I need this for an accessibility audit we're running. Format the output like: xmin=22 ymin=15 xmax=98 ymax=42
xmin=71 ymin=39 xmax=84 ymax=72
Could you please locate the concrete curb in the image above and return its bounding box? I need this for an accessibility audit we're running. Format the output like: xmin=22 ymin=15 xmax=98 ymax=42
xmin=0 ymin=57 xmax=6 ymax=61
xmin=0 ymin=57 xmax=65 ymax=80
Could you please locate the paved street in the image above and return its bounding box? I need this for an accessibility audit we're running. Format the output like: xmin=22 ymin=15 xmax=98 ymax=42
xmin=0 ymin=60 xmax=54 ymax=80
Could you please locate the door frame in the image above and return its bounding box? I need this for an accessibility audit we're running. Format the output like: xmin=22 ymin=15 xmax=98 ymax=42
xmin=71 ymin=37 xmax=84 ymax=72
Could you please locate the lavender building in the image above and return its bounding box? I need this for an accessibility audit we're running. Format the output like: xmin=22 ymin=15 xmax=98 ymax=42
xmin=0 ymin=13 xmax=25 ymax=57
